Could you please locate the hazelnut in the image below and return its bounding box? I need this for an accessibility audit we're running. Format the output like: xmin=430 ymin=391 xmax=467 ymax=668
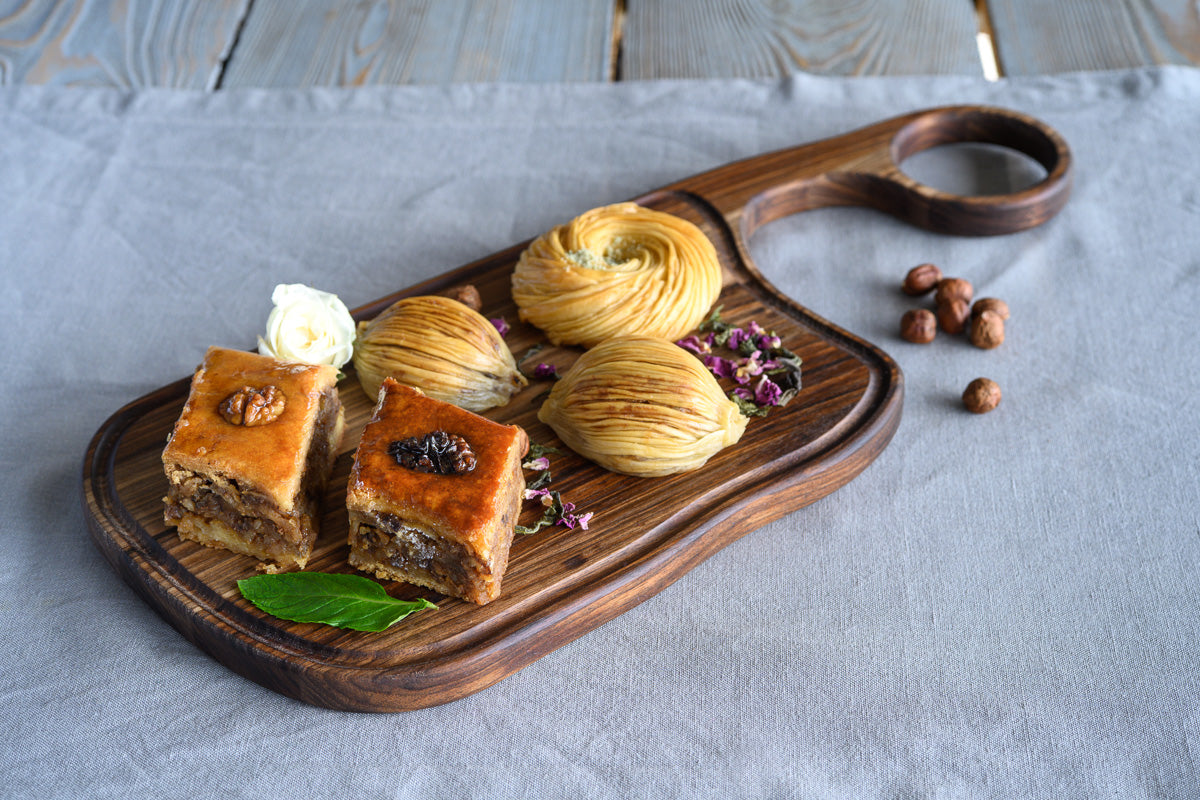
xmin=439 ymin=284 xmax=483 ymax=312
xmin=971 ymin=297 xmax=1010 ymax=321
xmin=902 ymin=263 xmax=943 ymax=296
xmin=937 ymin=298 xmax=970 ymax=335
xmin=900 ymin=308 xmax=937 ymax=343
xmin=219 ymin=385 xmax=286 ymax=426
xmin=963 ymin=378 xmax=1001 ymax=413
xmin=934 ymin=277 xmax=974 ymax=307
xmin=969 ymin=309 xmax=1005 ymax=349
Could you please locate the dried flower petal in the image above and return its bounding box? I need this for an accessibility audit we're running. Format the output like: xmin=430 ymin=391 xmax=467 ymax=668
xmin=686 ymin=309 xmax=802 ymax=416
xmin=726 ymin=327 xmax=750 ymax=351
xmin=675 ymin=334 xmax=711 ymax=355
xmin=523 ymin=456 xmax=551 ymax=471
xmin=516 ymin=442 xmax=591 ymax=535
xmin=703 ymin=354 xmax=739 ymax=379
xmin=753 ymin=376 xmax=783 ymax=406
xmin=735 ymin=351 xmax=764 ymax=383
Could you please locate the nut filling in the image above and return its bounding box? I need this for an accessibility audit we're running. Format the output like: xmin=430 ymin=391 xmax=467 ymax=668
xmin=388 ymin=431 xmax=477 ymax=474
xmin=349 ymin=512 xmax=487 ymax=597
xmin=164 ymin=387 xmax=342 ymax=568
xmin=163 ymin=473 xmax=316 ymax=560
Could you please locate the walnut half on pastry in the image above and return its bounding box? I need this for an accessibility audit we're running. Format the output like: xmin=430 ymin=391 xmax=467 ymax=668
xmin=346 ymin=380 xmax=529 ymax=605
xmin=511 ymin=203 xmax=723 ymax=347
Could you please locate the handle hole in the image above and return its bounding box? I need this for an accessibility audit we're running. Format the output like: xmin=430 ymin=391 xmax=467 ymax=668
xmin=898 ymin=142 xmax=1048 ymax=198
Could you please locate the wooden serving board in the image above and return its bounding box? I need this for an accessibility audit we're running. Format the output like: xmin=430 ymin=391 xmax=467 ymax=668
xmin=82 ymin=105 xmax=1071 ymax=712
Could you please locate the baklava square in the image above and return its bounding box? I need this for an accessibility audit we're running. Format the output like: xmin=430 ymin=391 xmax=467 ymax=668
xmin=346 ymin=379 xmax=529 ymax=605
xmin=162 ymin=346 xmax=345 ymax=570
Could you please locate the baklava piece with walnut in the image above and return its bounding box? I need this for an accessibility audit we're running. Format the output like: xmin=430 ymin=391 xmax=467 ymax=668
xmin=346 ymin=380 xmax=528 ymax=605
xmin=162 ymin=346 xmax=345 ymax=570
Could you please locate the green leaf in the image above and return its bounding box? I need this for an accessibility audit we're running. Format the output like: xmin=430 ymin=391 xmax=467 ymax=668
xmin=526 ymin=442 xmax=561 ymax=459
xmin=698 ymin=305 xmax=728 ymax=333
xmin=237 ymin=572 xmax=436 ymax=632
xmin=731 ymin=394 xmax=770 ymax=418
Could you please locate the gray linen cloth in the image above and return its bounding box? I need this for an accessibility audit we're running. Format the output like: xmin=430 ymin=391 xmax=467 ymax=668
xmin=2 ymin=67 xmax=1198 ymax=798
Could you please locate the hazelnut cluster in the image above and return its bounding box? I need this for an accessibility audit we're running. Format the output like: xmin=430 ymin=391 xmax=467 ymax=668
xmin=898 ymin=263 xmax=1009 ymax=414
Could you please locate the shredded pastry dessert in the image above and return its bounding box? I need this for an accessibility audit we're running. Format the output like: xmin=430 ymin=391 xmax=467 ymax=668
xmin=538 ymin=336 xmax=748 ymax=476
xmin=511 ymin=202 xmax=723 ymax=347
xmin=346 ymin=380 xmax=529 ymax=605
xmin=161 ymin=346 xmax=345 ymax=570
xmin=352 ymin=295 xmax=526 ymax=411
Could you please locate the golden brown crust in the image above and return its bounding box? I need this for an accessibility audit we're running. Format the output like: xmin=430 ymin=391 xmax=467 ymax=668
xmin=162 ymin=346 xmax=341 ymax=512
xmin=161 ymin=346 xmax=345 ymax=570
xmin=345 ymin=380 xmax=528 ymax=604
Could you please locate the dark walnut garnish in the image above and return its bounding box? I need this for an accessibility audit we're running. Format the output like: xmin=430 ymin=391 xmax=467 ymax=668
xmin=389 ymin=431 xmax=477 ymax=475
xmin=219 ymin=385 xmax=286 ymax=427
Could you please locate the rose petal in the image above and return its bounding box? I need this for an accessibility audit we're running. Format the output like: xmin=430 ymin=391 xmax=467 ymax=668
xmin=675 ymin=335 xmax=710 ymax=355
xmin=758 ymin=334 xmax=782 ymax=350
xmin=703 ymin=354 xmax=738 ymax=379
xmin=754 ymin=376 xmax=783 ymax=406
xmin=727 ymin=328 xmax=749 ymax=350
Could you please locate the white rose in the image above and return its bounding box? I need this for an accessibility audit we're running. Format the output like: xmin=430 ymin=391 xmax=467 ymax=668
xmin=257 ymin=283 xmax=356 ymax=369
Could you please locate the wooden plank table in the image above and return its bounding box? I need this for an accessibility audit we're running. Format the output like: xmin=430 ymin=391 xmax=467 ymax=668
xmin=3 ymin=0 xmax=1197 ymax=88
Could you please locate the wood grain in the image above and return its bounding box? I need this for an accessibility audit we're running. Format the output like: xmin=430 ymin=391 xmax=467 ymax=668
xmin=219 ymin=0 xmax=616 ymax=87
xmin=0 ymin=0 xmax=248 ymax=88
xmin=620 ymin=0 xmax=983 ymax=80
xmin=82 ymin=105 xmax=1072 ymax=711
xmin=987 ymin=0 xmax=1200 ymax=74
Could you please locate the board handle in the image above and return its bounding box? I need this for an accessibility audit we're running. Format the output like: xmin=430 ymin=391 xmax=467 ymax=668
xmin=670 ymin=105 xmax=1072 ymax=240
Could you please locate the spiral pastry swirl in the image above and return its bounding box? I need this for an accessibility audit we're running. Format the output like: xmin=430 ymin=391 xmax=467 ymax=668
xmin=511 ymin=202 xmax=722 ymax=347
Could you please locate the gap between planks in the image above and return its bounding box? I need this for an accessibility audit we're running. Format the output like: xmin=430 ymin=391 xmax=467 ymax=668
xmin=213 ymin=0 xmax=256 ymax=90
xmin=609 ymin=0 xmax=627 ymax=82
xmin=975 ymin=0 xmax=1005 ymax=80
xmin=208 ymin=0 xmax=997 ymax=89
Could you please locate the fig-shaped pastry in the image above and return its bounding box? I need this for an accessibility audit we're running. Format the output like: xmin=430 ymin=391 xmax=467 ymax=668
xmin=353 ymin=295 xmax=527 ymax=412
xmin=511 ymin=202 xmax=723 ymax=347
xmin=538 ymin=336 xmax=748 ymax=477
